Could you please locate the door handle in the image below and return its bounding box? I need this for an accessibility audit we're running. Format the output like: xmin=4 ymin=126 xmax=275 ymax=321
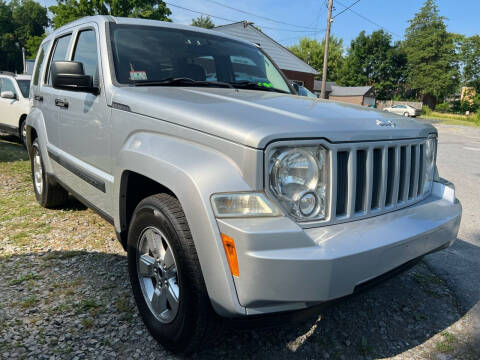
xmin=34 ymin=95 xmax=43 ymax=102
xmin=55 ymin=98 xmax=69 ymax=109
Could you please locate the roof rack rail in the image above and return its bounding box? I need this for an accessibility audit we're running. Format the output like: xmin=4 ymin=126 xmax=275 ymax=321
xmin=0 ymin=71 xmax=15 ymax=76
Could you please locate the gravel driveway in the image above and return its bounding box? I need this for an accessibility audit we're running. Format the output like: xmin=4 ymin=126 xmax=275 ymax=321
xmin=0 ymin=128 xmax=478 ymax=360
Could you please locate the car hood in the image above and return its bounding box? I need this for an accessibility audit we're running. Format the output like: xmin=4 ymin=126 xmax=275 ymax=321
xmin=111 ymin=87 xmax=435 ymax=149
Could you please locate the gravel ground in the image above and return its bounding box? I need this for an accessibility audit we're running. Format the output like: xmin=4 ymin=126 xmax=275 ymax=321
xmin=0 ymin=133 xmax=478 ymax=360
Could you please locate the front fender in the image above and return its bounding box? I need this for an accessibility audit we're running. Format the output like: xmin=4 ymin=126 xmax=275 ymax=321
xmin=114 ymin=131 xmax=251 ymax=316
xmin=25 ymin=108 xmax=53 ymax=173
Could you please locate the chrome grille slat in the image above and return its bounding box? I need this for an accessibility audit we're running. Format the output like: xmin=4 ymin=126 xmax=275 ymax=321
xmin=347 ymin=149 xmax=357 ymax=217
xmin=328 ymin=138 xmax=431 ymax=226
xmin=403 ymin=145 xmax=411 ymax=202
xmin=411 ymin=144 xmax=420 ymax=199
xmin=392 ymin=146 xmax=401 ymax=207
xmin=379 ymin=146 xmax=388 ymax=209
xmin=329 ymin=149 xmax=338 ymax=222
xmin=365 ymin=147 xmax=374 ymax=212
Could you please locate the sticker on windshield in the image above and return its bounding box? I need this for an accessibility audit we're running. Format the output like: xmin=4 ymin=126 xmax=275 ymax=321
xmin=257 ymin=82 xmax=273 ymax=88
xmin=129 ymin=71 xmax=147 ymax=81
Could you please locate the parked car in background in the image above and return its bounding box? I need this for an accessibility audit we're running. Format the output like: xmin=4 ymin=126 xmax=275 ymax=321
xmin=383 ymin=104 xmax=421 ymax=117
xmin=26 ymin=16 xmax=461 ymax=354
xmin=292 ymin=82 xmax=317 ymax=98
xmin=0 ymin=72 xmax=31 ymax=144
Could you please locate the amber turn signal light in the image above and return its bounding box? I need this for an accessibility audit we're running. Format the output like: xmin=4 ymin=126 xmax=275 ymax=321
xmin=221 ymin=233 xmax=239 ymax=277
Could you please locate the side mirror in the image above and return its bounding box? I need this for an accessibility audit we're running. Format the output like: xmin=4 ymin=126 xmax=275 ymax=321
xmin=51 ymin=61 xmax=98 ymax=94
xmin=1 ymin=91 xmax=16 ymax=100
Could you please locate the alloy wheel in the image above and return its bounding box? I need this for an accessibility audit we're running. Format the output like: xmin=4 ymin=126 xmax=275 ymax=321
xmin=33 ymin=149 xmax=43 ymax=195
xmin=137 ymin=226 xmax=180 ymax=324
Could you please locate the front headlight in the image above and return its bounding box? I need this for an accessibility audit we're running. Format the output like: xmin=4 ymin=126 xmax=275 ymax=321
xmin=269 ymin=146 xmax=329 ymax=221
xmin=423 ymin=136 xmax=437 ymax=195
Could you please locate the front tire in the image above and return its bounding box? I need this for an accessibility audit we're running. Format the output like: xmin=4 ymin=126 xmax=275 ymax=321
xmin=127 ymin=194 xmax=220 ymax=353
xmin=31 ymin=139 xmax=68 ymax=208
xmin=19 ymin=119 xmax=27 ymax=147
xmin=403 ymin=112 xmax=409 ymax=117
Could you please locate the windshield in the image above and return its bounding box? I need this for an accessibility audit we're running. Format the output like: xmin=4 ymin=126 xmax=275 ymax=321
xmin=16 ymin=80 xmax=30 ymax=98
xmin=109 ymin=24 xmax=292 ymax=93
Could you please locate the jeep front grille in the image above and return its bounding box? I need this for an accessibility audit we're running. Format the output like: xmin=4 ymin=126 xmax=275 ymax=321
xmin=325 ymin=138 xmax=431 ymax=225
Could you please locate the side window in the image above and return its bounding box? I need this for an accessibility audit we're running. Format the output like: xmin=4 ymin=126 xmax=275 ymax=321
xmin=33 ymin=41 xmax=50 ymax=86
xmin=1 ymin=78 xmax=16 ymax=94
xmin=46 ymin=34 xmax=72 ymax=85
xmin=73 ymin=30 xmax=99 ymax=86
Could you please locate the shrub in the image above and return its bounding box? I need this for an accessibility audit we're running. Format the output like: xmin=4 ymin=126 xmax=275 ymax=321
xmin=421 ymin=105 xmax=432 ymax=116
xmin=435 ymin=102 xmax=450 ymax=113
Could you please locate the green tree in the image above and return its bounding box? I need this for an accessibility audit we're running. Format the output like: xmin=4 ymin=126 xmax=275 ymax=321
xmin=288 ymin=36 xmax=344 ymax=81
xmin=191 ymin=15 xmax=214 ymax=29
xmin=0 ymin=0 xmax=48 ymax=71
xmin=461 ymin=35 xmax=480 ymax=92
xmin=49 ymin=0 xmax=172 ymax=29
xmin=337 ymin=30 xmax=407 ymax=100
xmin=25 ymin=33 xmax=46 ymax=58
xmin=403 ymin=0 xmax=459 ymax=107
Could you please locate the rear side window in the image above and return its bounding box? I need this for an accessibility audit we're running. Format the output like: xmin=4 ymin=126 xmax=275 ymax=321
xmin=33 ymin=41 xmax=50 ymax=86
xmin=0 ymin=78 xmax=16 ymax=94
xmin=73 ymin=30 xmax=99 ymax=86
xmin=46 ymin=34 xmax=72 ymax=85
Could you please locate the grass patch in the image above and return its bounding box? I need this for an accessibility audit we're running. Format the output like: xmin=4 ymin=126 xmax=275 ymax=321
xmin=420 ymin=111 xmax=480 ymax=127
xmin=435 ymin=331 xmax=458 ymax=353
xmin=20 ymin=296 xmax=40 ymax=309
xmin=75 ymin=299 xmax=102 ymax=315
xmin=81 ymin=318 xmax=95 ymax=329
xmin=9 ymin=273 xmax=42 ymax=286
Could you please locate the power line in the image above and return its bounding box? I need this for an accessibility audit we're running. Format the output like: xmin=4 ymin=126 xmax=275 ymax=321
xmin=335 ymin=0 xmax=401 ymax=38
xmin=332 ymin=0 xmax=360 ymax=19
xmin=200 ymin=0 xmax=318 ymax=30
xmin=165 ymin=2 xmax=322 ymax=33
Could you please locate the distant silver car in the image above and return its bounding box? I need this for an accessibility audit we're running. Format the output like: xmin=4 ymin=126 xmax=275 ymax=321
xmin=383 ymin=104 xmax=421 ymax=117
xmin=0 ymin=72 xmax=31 ymax=144
xmin=26 ymin=16 xmax=461 ymax=353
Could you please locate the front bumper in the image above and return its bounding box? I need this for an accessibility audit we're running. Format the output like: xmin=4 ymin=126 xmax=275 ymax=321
xmin=216 ymin=182 xmax=461 ymax=315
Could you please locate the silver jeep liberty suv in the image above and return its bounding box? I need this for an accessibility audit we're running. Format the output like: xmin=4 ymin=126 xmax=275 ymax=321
xmin=26 ymin=16 xmax=461 ymax=353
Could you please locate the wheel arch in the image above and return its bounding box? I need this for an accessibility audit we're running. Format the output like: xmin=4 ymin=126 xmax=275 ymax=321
xmin=114 ymin=131 xmax=251 ymax=316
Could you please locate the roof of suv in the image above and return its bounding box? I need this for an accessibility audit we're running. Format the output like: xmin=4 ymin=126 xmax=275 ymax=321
xmin=47 ymin=15 xmax=254 ymax=47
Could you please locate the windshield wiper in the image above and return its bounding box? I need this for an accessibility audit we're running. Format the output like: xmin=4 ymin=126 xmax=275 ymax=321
xmin=132 ymin=77 xmax=234 ymax=89
xmin=230 ymin=81 xmax=290 ymax=94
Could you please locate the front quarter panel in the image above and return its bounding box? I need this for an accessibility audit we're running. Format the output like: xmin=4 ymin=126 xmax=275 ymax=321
xmin=114 ymin=128 xmax=253 ymax=316
xmin=26 ymin=107 xmax=54 ymax=172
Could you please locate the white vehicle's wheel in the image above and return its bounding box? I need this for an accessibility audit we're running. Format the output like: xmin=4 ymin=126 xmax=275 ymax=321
xmin=404 ymin=112 xmax=409 ymax=117
xmin=127 ymin=194 xmax=221 ymax=353
xmin=20 ymin=120 xmax=27 ymax=147
xmin=31 ymin=139 xmax=68 ymax=208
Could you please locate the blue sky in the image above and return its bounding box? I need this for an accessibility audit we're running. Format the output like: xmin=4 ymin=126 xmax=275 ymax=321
xmin=38 ymin=0 xmax=480 ymax=48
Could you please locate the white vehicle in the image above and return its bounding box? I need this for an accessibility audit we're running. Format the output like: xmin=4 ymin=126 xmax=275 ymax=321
xmin=0 ymin=72 xmax=31 ymax=144
xmin=383 ymin=104 xmax=421 ymax=117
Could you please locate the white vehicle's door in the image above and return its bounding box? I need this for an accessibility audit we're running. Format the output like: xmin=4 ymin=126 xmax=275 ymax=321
xmin=0 ymin=77 xmax=22 ymax=129
xmin=55 ymin=25 xmax=112 ymax=215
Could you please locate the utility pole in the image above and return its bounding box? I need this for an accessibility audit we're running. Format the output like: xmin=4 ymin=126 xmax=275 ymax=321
xmin=22 ymin=47 xmax=26 ymax=74
xmin=320 ymin=0 xmax=334 ymax=99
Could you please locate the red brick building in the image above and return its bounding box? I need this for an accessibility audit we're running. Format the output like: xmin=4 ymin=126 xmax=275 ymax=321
xmin=213 ymin=22 xmax=319 ymax=91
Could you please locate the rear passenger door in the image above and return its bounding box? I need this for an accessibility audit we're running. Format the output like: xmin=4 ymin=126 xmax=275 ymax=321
xmin=55 ymin=25 xmax=112 ymax=215
xmin=40 ymin=33 xmax=73 ymax=149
